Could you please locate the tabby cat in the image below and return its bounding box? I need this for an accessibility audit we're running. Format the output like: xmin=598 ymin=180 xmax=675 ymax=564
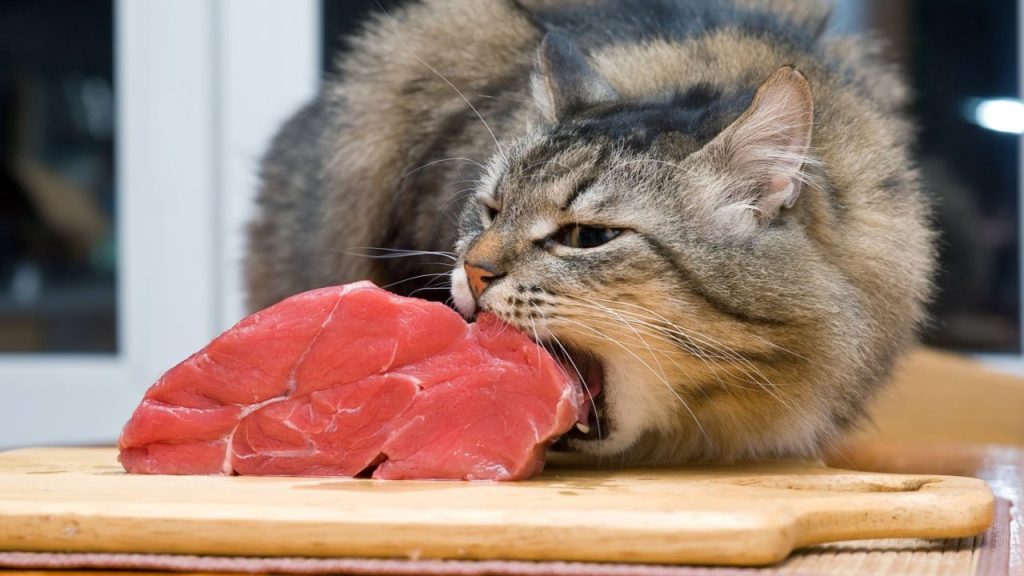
xmin=246 ymin=0 xmax=935 ymax=464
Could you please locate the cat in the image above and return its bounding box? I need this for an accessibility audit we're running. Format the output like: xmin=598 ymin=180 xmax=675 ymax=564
xmin=246 ymin=0 xmax=935 ymax=464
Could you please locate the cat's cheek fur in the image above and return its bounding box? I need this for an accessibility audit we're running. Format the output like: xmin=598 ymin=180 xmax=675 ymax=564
xmin=450 ymin=266 xmax=476 ymax=318
xmin=569 ymin=352 xmax=668 ymax=457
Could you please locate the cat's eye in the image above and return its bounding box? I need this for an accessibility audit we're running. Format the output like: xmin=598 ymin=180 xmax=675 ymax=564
xmin=479 ymin=199 xmax=500 ymax=222
xmin=552 ymin=225 xmax=622 ymax=249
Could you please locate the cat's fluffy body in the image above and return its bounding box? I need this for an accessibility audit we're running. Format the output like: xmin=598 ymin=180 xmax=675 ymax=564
xmin=247 ymin=0 xmax=935 ymax=464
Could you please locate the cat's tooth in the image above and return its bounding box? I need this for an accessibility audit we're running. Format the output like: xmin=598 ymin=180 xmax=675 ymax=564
xmin=576 ymin=422 xmax=591 ymax=434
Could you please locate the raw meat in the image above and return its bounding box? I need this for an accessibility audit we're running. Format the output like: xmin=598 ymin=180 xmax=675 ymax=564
xmin=118 ymin=281 xmax=584 ymax=481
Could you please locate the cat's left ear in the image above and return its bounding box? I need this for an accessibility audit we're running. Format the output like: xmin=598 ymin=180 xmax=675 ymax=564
xmin=704 ymin=66 xmax=815 ymax=226
xmin=532 ymin=32 xmax=619 ymax=123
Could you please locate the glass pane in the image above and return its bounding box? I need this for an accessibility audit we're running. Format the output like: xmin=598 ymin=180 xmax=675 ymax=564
xmin=920 ymin=0 xmax=1019 ymax=353
xmin=0 ymin=0 xmax=117 ymax=353
xmin=838 ymin=0 xmax=1019 ymax=353
xmin=322 ymin=0 xmax=1021 ymax=354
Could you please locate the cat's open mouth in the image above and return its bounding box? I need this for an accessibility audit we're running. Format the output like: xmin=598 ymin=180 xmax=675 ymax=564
xmin=545 ymin=343 xmax=608 ymax=443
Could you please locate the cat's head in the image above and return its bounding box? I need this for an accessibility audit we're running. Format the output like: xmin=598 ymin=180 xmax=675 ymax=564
xmin=450 ymin=33 xmax=823 ymax=460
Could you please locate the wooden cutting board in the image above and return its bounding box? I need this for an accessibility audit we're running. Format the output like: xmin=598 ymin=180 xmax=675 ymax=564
xmin=0 ymin=447 xmax=994 ymax=567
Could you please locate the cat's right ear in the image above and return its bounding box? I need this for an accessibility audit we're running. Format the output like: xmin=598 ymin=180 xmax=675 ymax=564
xmin=696 ymin=66 xmax=816 ymax=235
xmin=532 ymin=32 xmax=618 ymax=123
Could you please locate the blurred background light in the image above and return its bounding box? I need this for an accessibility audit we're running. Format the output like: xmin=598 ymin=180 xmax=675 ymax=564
xmin=967 ymin=98 xmax=1024 ymax=134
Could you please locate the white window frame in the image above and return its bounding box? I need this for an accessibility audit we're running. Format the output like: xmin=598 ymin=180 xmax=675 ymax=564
xmin=217 ymin=0 xmax=321 ymax=329
xmin=0 ymin=0 xmax=318 ymax=449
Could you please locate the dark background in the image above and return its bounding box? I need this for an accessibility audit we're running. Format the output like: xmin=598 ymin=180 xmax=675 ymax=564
xmin=0 ymin=0 xmax=117 ymax=353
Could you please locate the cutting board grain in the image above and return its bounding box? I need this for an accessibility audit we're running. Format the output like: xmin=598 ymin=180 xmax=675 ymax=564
xmin=0 ymin=448 xmax=995 ymax=566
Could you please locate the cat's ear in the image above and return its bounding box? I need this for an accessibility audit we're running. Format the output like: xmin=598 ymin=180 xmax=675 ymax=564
xmin=705 ymin=66 xmax=815 ymax=226
xmin=532 ymin=32 xmax=618 ymax=122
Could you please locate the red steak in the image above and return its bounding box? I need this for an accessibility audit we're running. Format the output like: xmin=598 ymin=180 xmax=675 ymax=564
xmin=118 ymin=282 xmax=584 ymax=480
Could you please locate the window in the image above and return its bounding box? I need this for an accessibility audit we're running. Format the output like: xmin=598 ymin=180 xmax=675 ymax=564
xmin=842 ymin=0 xmax=1020 ymax=354
xmin=0 ymin=0 xmax=318 ymax=449
xmin=0 ymin=0 xmax=117 ymax=353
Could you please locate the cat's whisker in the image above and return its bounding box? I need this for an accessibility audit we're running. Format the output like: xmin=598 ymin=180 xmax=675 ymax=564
xmin=408 ymin=285 xmax=453 ymax=297
xmin=352 ymin=246 xmax=457 ymax=257
xmin=538 ymin=295 xmax=683 ymax=360
xmin=334 ymin=249 xmax=456 ymax=274
xmin=578 ymin=295 xmax=775 ymax=375
xmin=636 ymin=319 xmax=786 ymax=396
xmin=527 ymin=310 xmax=545 ymax=377
xmin=560 ymin=306 xmax=746 ymax=401
xmin=379 ymin=272 xmax=453 ymax=291
xmin=414 ymin=271 xmax=456 ymax=293
xmin=567 ymin=297 xmax=797 ymax=413
xmin=598 ymin=309 xmax=793 ymax=405
xmin=444 ymin=186 xmax=482 ymax=198
xmin=574 ymin=296 xmax=726 ymax=359
xmin=565 ymin=309 xmax=725 ymax=380
xmin=561 ymin=305 xmax=729 ymax=399
xmin=555 ymin=316 xmax=711 ymax=443
xmin=734 ymin=332 xmax=825 ymax=368
xmin=531 ymin=307 xmax=604 ymax=443
xmin=435 ymin=188 xmax=484 ymax=230
xmin=562 ymin=310 xmax=728 ymax=402
xmin=372 ymin=2 xmax=508 ymax=162
xmin=441 ymin=182 xmax=483 ymax=199
xmin=346 ymin=247 xmax=458 ymax=262
xmin=484 ymin=310 xmax=513 ymax=339
xmin=567 ymin=298 xmax=731 ymax=365
xmin=571 ymin=299 xmax=674 ymax=385
xmin=397 ymin=157 xmax=487 ymax=181
xmin=559 ymin=321 xmax=712 ymax=446
xmin=436 ymin=188 xmax=482 ymax=228
xmin=523 ymin=309 xmax=606 ymax=453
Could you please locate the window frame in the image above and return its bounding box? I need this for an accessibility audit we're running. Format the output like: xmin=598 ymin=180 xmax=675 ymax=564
xmin=0 ymin=0 xmax=318 ymax=448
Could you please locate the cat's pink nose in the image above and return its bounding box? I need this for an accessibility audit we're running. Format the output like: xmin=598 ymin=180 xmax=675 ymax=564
xmin=464 ymin=261 xmax=502 ymax=299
